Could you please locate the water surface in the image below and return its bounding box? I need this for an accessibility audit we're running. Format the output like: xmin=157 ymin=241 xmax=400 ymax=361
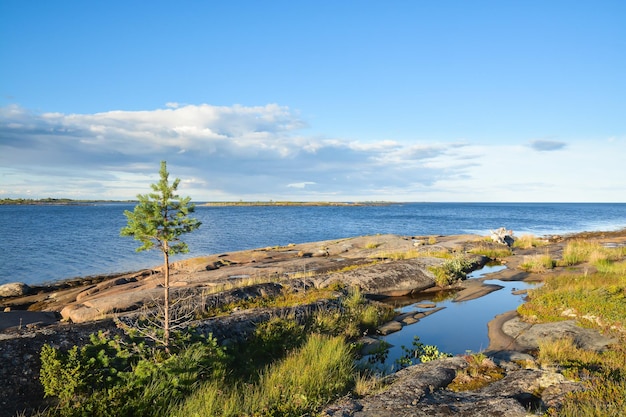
xmin=1 ymin=202 xmax=625 ymax=285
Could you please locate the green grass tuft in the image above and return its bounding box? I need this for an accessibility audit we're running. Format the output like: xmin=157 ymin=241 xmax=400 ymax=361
xmin=171 ymin=334 xmax=354 ymax=417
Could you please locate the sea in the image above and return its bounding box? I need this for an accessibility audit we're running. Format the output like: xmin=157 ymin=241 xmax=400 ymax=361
xmin=1 ymin=202 xmax=625 ymax=286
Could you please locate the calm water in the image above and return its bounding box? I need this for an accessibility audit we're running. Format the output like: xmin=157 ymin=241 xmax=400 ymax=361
xmin=376 ymin=265 xmax=536 ymax=373
xmin=1 ymin=202 xmax=625 ymax=286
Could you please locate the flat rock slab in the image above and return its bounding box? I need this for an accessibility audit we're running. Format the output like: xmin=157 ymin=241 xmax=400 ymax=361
xmin=377 ymin=320 xmax=403 ymax=335
xmin=454 ymin=280 xmax=503 ymax=303
xmin=502 ymin=317 xmax=618 ymax=351
xmin=0 ymin=311 xmax=59 ymax=331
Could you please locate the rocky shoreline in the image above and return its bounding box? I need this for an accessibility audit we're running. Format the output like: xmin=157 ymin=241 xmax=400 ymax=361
xmin=1 ymin=230 xmax=625 ymax=416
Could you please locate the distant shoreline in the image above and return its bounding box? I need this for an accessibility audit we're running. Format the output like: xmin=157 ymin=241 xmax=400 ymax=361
xmin=0 ymin=198 xmax=134 ymax=206
xmin=0 ymin=198 xmax=397 ymax=207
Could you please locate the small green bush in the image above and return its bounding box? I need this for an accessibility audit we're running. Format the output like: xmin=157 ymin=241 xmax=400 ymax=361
xmin=429 ymin=254 xmax=474 ymax=286
xmin=39 ymin=332 xmax=228 ymax=417
xmin=395 ymin=336 xmax=451 ymax=369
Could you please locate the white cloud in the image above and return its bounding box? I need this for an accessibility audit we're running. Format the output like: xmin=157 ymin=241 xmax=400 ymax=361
xmin=0 ymin=104 xmax=624 ymax=202
xmin=287 ymin=182 xmax=317 ymax=189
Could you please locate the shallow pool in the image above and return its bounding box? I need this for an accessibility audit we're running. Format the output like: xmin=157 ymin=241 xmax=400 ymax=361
xmin=374 ymin=265 xmax=536 ymax=373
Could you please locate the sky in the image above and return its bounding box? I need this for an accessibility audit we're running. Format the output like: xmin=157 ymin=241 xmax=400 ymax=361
xmin=1 ymin=1 xmax=625 ymax=202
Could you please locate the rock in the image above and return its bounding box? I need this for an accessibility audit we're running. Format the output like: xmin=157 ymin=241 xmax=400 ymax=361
xmin=377 ymin=320 xmax=403 ymax=335
xmin=490 ymin=227 xmax=514 ymax=246
xmin=502 ymin=317 xmax=618 ymax=351
xmin=321 ymin=357 xmax=468 ymax=416
xmin=358 ymin=336 xmax=389 ymax=355
xmin=415 ymin=306 xmax=446 ymax=319
xmin=322 ymin=356 xmax=582 ymax=417
xmin=0 ymin=311 xmax=59 ymax=331
xmin=401 ymin=316 xmax=418 ymax=325
xmin=0 ymin=282 xmax=31 ymax=298
xmin=321 ymin=259 xmax=438 ymax=297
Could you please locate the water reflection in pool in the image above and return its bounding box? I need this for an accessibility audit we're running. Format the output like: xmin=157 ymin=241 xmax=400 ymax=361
xmin=375 ymin=265 xmax=537 ymax=373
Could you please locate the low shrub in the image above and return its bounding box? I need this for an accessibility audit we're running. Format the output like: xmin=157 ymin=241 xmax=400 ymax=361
xmin=395 ymin=336 xmax=451 ymax=369
xmin=428 ymin=254 xmax=474 ymax=286
xmin=39 ymin=332 xmax=228 ymax=417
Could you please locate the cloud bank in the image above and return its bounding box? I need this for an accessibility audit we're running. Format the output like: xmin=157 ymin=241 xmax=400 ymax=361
xmin=1 ymin=104 xmax=624 ymax=202
xmin=0 ymin=104 xmax=465 ymax=200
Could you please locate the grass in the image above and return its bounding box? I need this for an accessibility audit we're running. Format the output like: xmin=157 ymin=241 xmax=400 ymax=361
xmin=512 ymin=234 xmax=548 ymax=249
xmin=558 ymin=240 xmax=626 ymax=267
xmin=170 ymin=334 xmax=354 ymax=417
xmin=447 ymin=353 xmax=505 ymax=392
xmin=519 ymin=252 xmax=556 ymax=273
xmin=517 ymin=246 xmax=626 ymax=416
xmin=468 ymin=243 xmax=512 ymax=259
xmin=538 ymin=338 xmax=626 ymax=417
xmin=517 ymin=269 xmax=626 ymax=328
xmin=371 ymin=249 xmax=424 ymax=260
xmin=37 ymin=285 xmax=397 ymax=417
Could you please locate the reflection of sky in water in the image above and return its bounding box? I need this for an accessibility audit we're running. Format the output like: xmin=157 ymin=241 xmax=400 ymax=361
xmin=377 ymin=266 xmax=537 ymax=373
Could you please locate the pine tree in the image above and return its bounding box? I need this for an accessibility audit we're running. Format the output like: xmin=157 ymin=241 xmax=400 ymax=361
xmin=121 ymin=161 xmax=201 ymax=349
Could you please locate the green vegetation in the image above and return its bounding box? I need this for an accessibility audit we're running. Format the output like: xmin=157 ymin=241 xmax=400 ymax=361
xmin=519 ymin=252 xmax=556 ymax=273
xmin=172 ymin=334 xmax=354 ymax=417
xmin=428 ymin=253 xmax=474 ymax=286
xmin=394 ymin=336 xmax=451 ymax=369
xmin=447 ymin=353 xmax=505 ymax=392
xmin=559 ymin=239 xmax=626 ymax=267
xmin=37 ymin=286 xmax=398 ymax=417
xmin=121 ymin=161 xmax=201 ymax=349
xmin=517 ymin=267 xmax=626 ymax=327
xmin=39 ymin=331 xmax=227 ymax=417
xmin=517 ymin=239 xmax=626 ymax=416
xmin=512 ymin=234 xmax=548 ymax=249
xmin=468 ymin=243 xmax=513 ymax=259
xmin=538 ymin=338 xmax=626 ymax=417
xmin=371 ymin=249 xmax=423 ymax=260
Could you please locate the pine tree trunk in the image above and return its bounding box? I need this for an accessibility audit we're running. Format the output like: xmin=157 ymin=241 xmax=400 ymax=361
xmin=163 ymin=247 xmax=170 ymax=351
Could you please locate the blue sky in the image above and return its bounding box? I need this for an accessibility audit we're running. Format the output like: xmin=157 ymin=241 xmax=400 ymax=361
xmin=1 ymin=1 xmax=624 ymax=202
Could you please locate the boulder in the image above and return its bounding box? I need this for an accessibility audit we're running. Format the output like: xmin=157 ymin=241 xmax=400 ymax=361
xmin=502 ymin=318 xmax=618 ymax=351
xmin=319 ymin=259 xmax=438 ymax=297
xmin=0 ymin=282 xmax=31 ymax=298
xmin=490 ymin=227 xmax=514 ymax=246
